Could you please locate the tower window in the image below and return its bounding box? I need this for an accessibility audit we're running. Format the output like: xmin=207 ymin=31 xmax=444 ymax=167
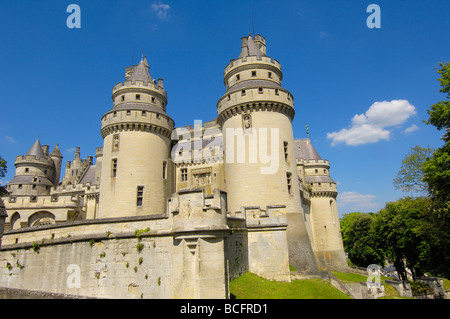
xmin=136 ymin=94 xmax=141 ymax=100
xmin=126 ymin=110 xmax=131 ymax=116
xmin=121 ymin=95 xmax=125 ymax=102
xmin=236 ymin=74 xmax=240 ymax=81
xmin=241 ymin=89 xmax=246 ymax=96
xmin=163 ymin=161 xmax=167 ymax=180
xmin=283 ymin=141 xmax=289 ymax=162
xmin=181 ymin=168 xmax=188 ymax=182
xmin=258 ymin=87 xmax=263 ymax=94
xmin=286 ymin=172 xmax=292 ymax=195
xmin=137 ymin=186 xmax=144 ymax=207
xmin=151 ymin=97 xmax=156 ymax=103
xmin=142 ymin=111 xmax=146 ymax=116
xmin=275 ymin=89 xmax=279 ymax=95
xmin=25 ymin=168 xmax=29 ymax=173
xmin=18 ymin=184 xmax=22 ymax=189
xmin=252 ymin=71 xmax=257 ymax=77
xmin=112 ymin=158 xmax=118 ymax=177
xmin=268 ymin=72 xmax=272 ymax=78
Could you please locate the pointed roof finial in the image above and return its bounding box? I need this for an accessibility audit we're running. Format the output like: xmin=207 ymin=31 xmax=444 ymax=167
xmin=26 ymin=138 xmax=45 ymax=157
xmin=305 ymin=123 xmax=310 ymax=139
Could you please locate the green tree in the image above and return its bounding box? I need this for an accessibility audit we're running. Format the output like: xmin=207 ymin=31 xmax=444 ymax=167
xmin=421 ymin=62 xmax=450 ymax=279
xmin=393 ymin=145 xmax=434 ymax=194
xmin=374 ymin=197 xmax=432 ymax=281
xmin=0 ymin=156 xmax=7 ymax=196
xmin=423 ymin=62 xmax=450 ymax=205
xmin=340 ymin=212 xmax=384 ymax=267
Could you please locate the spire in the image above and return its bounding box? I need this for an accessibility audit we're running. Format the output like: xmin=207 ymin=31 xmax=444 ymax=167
xmin=128 ymin=55 xmax=153 ymax=84
xmin=26 ymin=138 xmax=45 ymax=157
xmin=49 ymin=144 xmax=63 ymax=158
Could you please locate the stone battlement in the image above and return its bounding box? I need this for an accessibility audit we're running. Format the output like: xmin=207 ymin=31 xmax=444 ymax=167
xmin=15 ymin=155 xmax=54 ymax=167
xmin=225 ymin=56 xmax=282 ymax=75
xmin=112 ymin=79 xmax=165 ymax=94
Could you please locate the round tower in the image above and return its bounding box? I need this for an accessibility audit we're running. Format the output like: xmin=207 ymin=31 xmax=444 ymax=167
xmin=98 ymin=56 xmax=174 ymax=218
xmin=7 ymin=139 xmax=56 ymax=196
xmin=305 ymin=158 xmax=347 ymax=270
xmin=217 ymin=35 xmax=318 ymax=273
xmin=217 ymin=35 xmax=300 ymax=216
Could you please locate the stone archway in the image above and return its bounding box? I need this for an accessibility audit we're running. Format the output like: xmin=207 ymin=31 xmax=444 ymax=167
xmin=10 ymin=212 xmax=21 ymax=230
xmin=28 ymin=211 xmax=56 ymax=227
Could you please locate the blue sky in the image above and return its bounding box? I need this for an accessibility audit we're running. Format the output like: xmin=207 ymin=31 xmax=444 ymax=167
xmin=0 ymin=0 xmax=449 ymax=216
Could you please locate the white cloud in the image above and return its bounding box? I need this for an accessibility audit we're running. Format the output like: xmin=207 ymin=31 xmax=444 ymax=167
xmin=403 ymin=124 xmax=420 ymax=134
xmin=5 ymin=136 xmax=16 ymax=143
xmin=152 ymin=2 xmax=171 ymax=21
xmin=337 ymin=191 xmax=379 ymax=211
xmin=327 ymin=100 xmax=416 ymax=146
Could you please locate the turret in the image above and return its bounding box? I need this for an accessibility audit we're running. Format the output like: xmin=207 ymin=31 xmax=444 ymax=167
xmin=7 ymin=139 xmax=60 ymax=195
xmin=294 ymin=139 xmax=347 ymax=271
xmin=98 ymin=55 xmax=174 ymax=218
xmin=49 ymin=144 xmax=63 ymax=186
xmin=217 ymin=35 xmax=318 ymax=274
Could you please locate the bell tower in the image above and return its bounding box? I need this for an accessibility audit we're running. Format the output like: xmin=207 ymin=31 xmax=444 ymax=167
xmin=98 ymin=56 xmax=174 ymax=218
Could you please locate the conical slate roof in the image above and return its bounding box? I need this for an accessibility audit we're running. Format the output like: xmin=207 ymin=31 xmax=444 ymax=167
xmin=128 ymin=57 xmax=153 ymax=84
xmin=294 ymin=139 xmax=322 ymax=161
xmin=49 ymin=144 xmax=63 ymax=158
xmin=26 ymin=138 xmax=45 ymax=157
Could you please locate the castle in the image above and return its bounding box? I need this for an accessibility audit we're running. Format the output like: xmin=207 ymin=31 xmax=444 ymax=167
xmin=0 ymin=34 xmax=348 ymax=299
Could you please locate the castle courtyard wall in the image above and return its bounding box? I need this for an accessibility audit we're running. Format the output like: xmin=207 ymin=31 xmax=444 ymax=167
xmin=0 ymin=215 xmax=228 ymax=299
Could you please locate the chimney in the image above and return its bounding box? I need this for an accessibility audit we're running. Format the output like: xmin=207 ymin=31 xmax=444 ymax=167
xmin=42 ymin=145 xmax=49 ymax=156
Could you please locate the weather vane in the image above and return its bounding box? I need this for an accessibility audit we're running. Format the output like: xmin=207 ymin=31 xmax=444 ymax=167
xmin=305 ymin=123 xmax=310 ymax=139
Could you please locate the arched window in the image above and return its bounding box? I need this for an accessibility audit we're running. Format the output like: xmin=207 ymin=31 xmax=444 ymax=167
xmin=10 ymin=212 xmax=21 ymax=230
xmin=28 ymin=211 xmax=56 ymax=227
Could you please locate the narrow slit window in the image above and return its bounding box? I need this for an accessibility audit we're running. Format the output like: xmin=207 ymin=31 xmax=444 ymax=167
xmin=283 ymin=141 xmax=289 ymax=162
xmin=286 ymin=172 xmax=292 ymax=195
xmin=163 ymin=161 xmax=167 ymax=180
xmin=137 ymin=186 xmax=144 ymax=207
xmin=112 ymin=158 xmax=118 ymax=177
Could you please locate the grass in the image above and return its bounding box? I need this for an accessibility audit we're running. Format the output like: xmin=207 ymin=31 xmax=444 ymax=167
xmin=229 ymin=272 xmax=351 ymax=299
xmin=332 ymin=271 xmax=413 ymax=299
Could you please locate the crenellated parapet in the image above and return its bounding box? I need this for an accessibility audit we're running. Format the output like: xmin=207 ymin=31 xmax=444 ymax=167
xmin=15 ymin=155 xmax=54 ymax=168
xmin=100 ymin=109 xmax=174 ymax=139
xmin=112 ymin=79 xmax=167 ymax=111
